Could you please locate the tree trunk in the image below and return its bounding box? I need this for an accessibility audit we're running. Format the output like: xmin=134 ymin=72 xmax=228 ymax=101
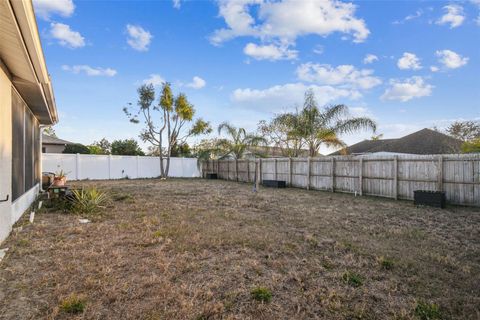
xmin=309 ymin=142 xmax=318 ymax=157
xmin=159 ymin=133 xmax=165 ymax=178
xmin=165 ymin=110 xmax=172 ymax=178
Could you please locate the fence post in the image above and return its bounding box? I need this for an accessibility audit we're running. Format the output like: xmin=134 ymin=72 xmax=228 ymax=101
xmin=227 ymin=160 xmax=230 ymax=180
xmin=235 ymin=159 xmax=238 ymax=181
xmin=393 ymin=156 xmax=398 ymax=200
xmin=289 ymin=157 xmax=293 ymax=187
xmin=136 ymin=155 xmax=139 ymax=179
xmin=307 ymin=157 xmax=311 ymax=190
xmin=256 ymin=159 xmax=260 ymax=189
xmin=75 ymin=153 xmax=80 ymax=180
xmin=108 ymin=154 xmax=112 ymax=179
xmin=274 ymin=158 xmax=278 ymax=181
xmin=247 ymin=159 xmax=250 ymax=182
xmin=259 ymin=158 xmax=263 ymax=183
xmin=330 ymin=157 xmax=335 ymax=192
xmin=359 ymin=157 xmax=363 ymax=196
xmin=437 ymin=155 xmax=443 ymax=191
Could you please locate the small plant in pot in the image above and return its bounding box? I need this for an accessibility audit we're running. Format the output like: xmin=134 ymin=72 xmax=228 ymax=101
xmin=53 ymin=170 xmax=69 ymax=186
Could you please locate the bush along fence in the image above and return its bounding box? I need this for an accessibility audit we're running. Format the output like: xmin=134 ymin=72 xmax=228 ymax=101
xmin=42 ymin=153 xmax=201 ymax=180
xmin=201 ymin=154 xmax=480 ymax=207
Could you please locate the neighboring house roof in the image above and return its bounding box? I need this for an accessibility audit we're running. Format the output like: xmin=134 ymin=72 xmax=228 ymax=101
xmin=330 ymin=128 xmax=463 ymax=155
xmin=42 ymin=134 xmax=73 ymax=146
xmin=0 ymin=0 xmax=57 ymax=124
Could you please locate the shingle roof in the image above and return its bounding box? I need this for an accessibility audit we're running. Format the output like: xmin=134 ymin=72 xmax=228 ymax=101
xmin=330 ymin=128 xmax=463 ymax=155
xmin=42 ymin=134 xmax=74 ymax=145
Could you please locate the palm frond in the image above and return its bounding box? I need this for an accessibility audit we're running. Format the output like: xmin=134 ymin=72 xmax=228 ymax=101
xmin=218 ymin=122 xmax=237 ymax=138
xmin=322 ymin=104 xmax=349 ymax=124
xmin=335 ymin=117 xmax=377 ymax=135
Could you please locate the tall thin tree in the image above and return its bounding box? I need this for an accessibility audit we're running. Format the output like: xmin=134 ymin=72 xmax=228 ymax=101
xmin=124 ymin=83 xmax=211 ymax=177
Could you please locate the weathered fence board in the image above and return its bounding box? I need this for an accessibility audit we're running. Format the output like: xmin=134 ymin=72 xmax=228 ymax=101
xmin=201 ymin=154 xmax=480 ymax=207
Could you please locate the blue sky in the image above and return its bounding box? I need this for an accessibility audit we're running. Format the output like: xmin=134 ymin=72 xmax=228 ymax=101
xmin=33 ymin=0 xmax=480 ymax=154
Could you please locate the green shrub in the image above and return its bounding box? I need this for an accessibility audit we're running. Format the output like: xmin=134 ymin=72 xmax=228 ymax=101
xmin=415 ymin=301 xmax=441 ymax=320
xmin=378 ymin=256 xmax=394 ymax=270
xmin=63 ymin=143 xmax=90 ymax=154
xmin=251 ymin=287 xmax=272 ymax=303
xmin=342 ymin=271 xmax=364 ymax=287
xmin=60 ymin=294 xmax=86 ymax=314
xmin=70 ymin=187 xmax=109 ymax=214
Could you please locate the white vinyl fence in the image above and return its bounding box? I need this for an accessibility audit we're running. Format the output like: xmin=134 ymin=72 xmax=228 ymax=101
xmin=42 ymin=153 xmax=201 ymax=180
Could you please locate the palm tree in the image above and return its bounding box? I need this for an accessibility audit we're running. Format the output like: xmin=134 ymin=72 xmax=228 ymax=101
xmin=216 ymin=122 xmax=267 ymax=159
xmin=295 ymin=90 xmax=377 ymax=156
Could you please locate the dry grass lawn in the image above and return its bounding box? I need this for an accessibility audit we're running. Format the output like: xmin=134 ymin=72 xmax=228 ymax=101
xmin=0 ymin=179 xmax=479 ymax=319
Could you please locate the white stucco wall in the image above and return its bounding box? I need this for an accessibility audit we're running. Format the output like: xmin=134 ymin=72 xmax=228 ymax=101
xmin=0 ymin=64 xmax=13 ymax=243
xmin=0 ymin=65 xmax=41 ymax=244
xmin=42 ymin=144 xmax=65 ymax=154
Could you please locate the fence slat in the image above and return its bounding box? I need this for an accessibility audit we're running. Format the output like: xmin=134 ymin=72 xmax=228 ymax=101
xmin=205 ymin=154 xmax=480 ymax=207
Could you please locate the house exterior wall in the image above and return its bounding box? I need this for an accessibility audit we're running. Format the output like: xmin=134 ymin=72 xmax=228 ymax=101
xmin=0 ymin=65 xmax=13 ymax=243
xmin=42 ymin=144 xmax=65 ymax=154
xmin=0 ymin=65 xmax=42 ymax=244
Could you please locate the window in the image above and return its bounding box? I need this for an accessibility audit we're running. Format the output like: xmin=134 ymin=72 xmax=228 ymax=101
xmin=11 ymin=89 xmax=40 ymax=201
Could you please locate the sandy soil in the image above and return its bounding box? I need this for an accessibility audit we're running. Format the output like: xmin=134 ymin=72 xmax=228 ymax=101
xmin=0 ymin=178 xmax=479 ymax=319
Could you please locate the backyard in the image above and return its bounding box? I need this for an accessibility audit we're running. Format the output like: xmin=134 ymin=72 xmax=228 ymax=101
xmin=0 ymin=179 xmax=479 ymax=319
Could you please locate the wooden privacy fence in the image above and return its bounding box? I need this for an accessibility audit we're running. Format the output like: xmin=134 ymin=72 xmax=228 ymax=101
xmin=201 ymin=154 xmax=480 ymax=207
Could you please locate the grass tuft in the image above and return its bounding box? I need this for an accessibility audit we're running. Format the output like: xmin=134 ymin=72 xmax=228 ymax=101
xmin=60 ymin=294 xmax=86 ymax=314
xmin=342 ymin=271 xmax=364 ymax=287
xmin=112 ymin=193 xmax=134 ymax=202
xmin=251 ymin=287 xmax=272 ymax=303
xmin=378 ymin=256 xmax=395 ymax=270
xmin=415 ymin=301 xmax=441 ymax=320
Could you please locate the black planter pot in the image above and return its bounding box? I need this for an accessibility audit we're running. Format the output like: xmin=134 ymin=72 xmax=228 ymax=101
xmin=206 ymin=173 xmax=218 ymax=179
xmin=414 ymin=190 xmax=446 ymax=208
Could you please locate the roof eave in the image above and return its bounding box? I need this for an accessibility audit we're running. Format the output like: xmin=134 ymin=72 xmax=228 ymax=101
xmin=7 ymin=0 xmax=58 ymax=125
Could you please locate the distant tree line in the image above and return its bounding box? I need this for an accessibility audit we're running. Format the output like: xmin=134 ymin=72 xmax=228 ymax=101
xmin=62 ymin=138 xmax=145 ymax=156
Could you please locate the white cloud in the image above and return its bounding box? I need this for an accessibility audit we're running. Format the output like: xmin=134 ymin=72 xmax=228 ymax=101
xmin=126 ymin=24 xmax=152 ymax=51
xmin=313 ymin=45 xmax=324 ymax=55
xmin=186 ymin=76 xmax=206 ymax=89
xmin=381 ymin=76 xmax=433 ymax=102
xmin=243 ymin=42 xmax=297 ymax=60
xmin=363 ymin=54 xmax=378 ymax=64
xmin=143 ymin=74 xmax=166 ymax=87
xmin=296 ymin=63 xmax=382 ymax=90
xmin=49 ymin=22 xmax=85 ymax=48
xmin=62 ymin=65 xmax=117 ymax=77
xmin=210 ymin=0 xmax=369 ymax=45
xmin=173 ymin=0 xmax=181 ymax=9
xmin=349 ymin=106 xmax=372 ymax=117
xmin=232 ymin=83 xmax=360 ymax=112
xmin=393 ymin=9 xmax=423 ymax=25
xmin=397 ymin=52 xmax=422 ymax=70
xmin=435 ymin=49 xmax=469 ymax=69
xmin=33 ymin=0 xmax=74 ymax=20
xmin=436 ymin=4 xmax=465 ymax=28
xmin=430 ymin=66 xmax=439 ymax=72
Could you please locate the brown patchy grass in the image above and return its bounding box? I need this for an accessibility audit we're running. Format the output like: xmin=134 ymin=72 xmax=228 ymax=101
xmin=0 ymin=178 xmax=479 ymax=319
